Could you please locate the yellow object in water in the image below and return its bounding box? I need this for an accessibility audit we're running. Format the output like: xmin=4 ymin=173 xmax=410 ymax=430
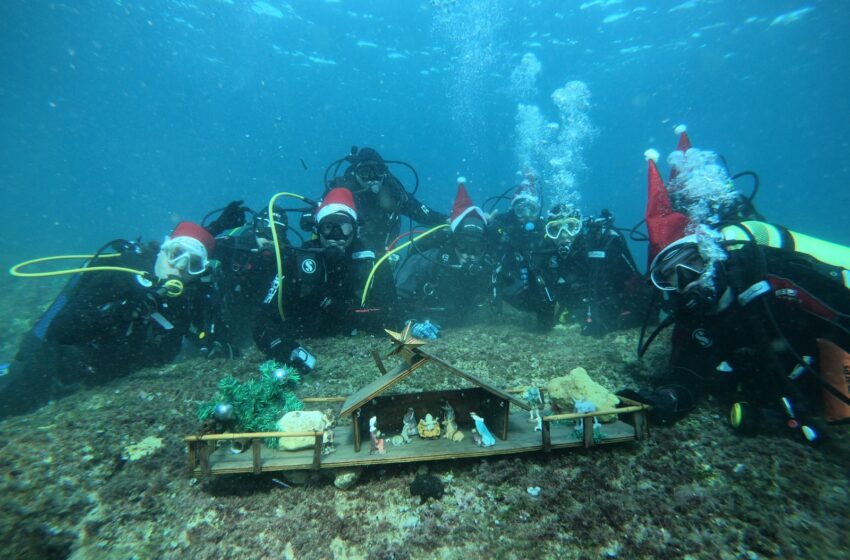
xmin=721 ymin=221 xmax=850 ymax=288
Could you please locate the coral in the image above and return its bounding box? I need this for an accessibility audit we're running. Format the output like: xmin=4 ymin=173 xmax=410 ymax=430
xmin=547 ymin=366 xmax=619 ymax=422
xmin=276 ymin=410 xmax=333 ymax=451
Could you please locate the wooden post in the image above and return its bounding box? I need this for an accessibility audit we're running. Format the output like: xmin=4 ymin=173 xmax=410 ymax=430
xmin=200 ymin=442 xmax=211 ymax=476
xmin=252 ymin=439 xmax=262 ymax=474
xmin=371 ymin=349 xmax=387 ymax=374
xmin=500 ymin=401 xmax=510 ymax=440
xmin=583 ymin=416 xmax=594 ymax=448
xmin=633 ymin=410 xmax=649 ymax=440
xmin=352 ymin=413 xmax=361 ymax=453
xmin=312 ymin=433 xmax=322 ymax=469
xmin=187 ymin=441 xmax=196 ymax=474
xmin=542 ymin=420 xmax=551 ymax=453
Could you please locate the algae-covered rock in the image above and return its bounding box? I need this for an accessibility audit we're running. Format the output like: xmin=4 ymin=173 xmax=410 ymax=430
xmin=547 ymin=367 xmax=619 ymax=422
xmin=276 ymin=410 xmax=331 ymax=450
xmin=122 ymin=436 xmax=163 ymax=461
xmin=331 ymin=468 xmax=362 ymax=490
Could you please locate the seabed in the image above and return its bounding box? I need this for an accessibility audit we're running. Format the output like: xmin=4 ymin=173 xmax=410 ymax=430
xmin=1 ymin=277 xmax=849 ymax=559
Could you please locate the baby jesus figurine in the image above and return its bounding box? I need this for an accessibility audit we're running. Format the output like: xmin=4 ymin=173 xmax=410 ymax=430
xmin=417 ymin=413 xmax=441 ymax=439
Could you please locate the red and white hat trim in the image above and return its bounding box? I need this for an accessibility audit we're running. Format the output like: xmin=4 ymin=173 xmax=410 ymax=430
xmin=317 ymin=188 xmax=358 ymax=223
xmin=450 ymin=177 xmax=487 ymax=232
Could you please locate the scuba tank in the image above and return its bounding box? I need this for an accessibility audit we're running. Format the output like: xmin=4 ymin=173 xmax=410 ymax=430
xmin=721 ymin=221 xmax=850 ymax=288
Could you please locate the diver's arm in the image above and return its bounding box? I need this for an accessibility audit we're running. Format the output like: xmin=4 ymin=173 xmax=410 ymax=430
xmin=397 ymin=184 xmax=447 ymax=226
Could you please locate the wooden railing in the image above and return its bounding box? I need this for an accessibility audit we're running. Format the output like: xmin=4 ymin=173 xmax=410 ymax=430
xmin=184 ymin=431 xmax=323 ymax=476
xmin=540 ymin=396 xmax=650 ymax=451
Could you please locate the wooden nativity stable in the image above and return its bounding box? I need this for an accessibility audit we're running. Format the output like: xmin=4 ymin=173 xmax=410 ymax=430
xmin=184 ymin=325 xmax=651 ymax=477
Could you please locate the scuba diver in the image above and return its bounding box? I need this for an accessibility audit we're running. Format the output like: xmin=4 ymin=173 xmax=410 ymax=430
xmin=323 ymin=146 xmax=447 ymax=253
xmin=541 ymin=205 xmax=648 ymax=336
xmin=1 ymin=222 xmax=225 ymax=418
xmin=394 ymin=178 xmax=495 ymax=327
xmin=623 ymin=129 xmax=850 ymax=444
xmin=490 ymin=173 xmax=646 ymax=334
xmin=490 ymin=176 xmax=548 ymax=254
xmin=207 ymin=202 xmax=296 ymax=347
xmin=253 ymin=188 xmax=398 ymax=367
xmin=490 ymin=177 xmax=559 ymax=331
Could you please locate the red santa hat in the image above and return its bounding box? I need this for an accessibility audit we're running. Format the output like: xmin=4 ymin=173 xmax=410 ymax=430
xmin=170 ymin=221 xmax=215 ymax=257
xmin=450 ymin=177 xmax=487 ymax=232
xmin=511 ymin=177 xmax=539 ymax=208
xmin=317 ymin=188 xmax=358 ymax=223
xmin=644 ymin=149 xmax=688 ymax=266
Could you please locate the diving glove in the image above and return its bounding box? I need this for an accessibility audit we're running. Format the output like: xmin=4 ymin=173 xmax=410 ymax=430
xmin=407 ymin=320 xmax=440 ymax=340
xmin=206 ymin=200 xmax=247 ymax=236
xmin=617 ymin=384 xmax=696 ymax=425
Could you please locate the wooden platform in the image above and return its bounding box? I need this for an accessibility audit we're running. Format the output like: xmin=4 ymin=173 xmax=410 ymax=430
xmin=186 ymin=409 xmax=646 ymax=476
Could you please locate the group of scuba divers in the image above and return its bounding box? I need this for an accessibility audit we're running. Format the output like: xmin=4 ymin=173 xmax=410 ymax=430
xmin=2 ymin=135 xmax=849 ymax=446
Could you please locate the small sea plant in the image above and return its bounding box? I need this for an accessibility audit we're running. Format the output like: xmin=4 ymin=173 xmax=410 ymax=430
xmin=197 ymin=360 xmax=303 ymax=448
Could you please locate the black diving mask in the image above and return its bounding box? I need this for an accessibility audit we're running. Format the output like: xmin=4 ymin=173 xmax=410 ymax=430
xmin=354 ymin=163 xmax=387 ymax=193
xmin=319 ymin=216 xmax=356 ymax=240
xmin=650 ymin=242 xmax=706 ymax=292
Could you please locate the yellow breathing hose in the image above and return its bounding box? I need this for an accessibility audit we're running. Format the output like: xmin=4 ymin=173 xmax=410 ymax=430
xmin=9 ymin=253 xmax=187 ymax=297
xmin=267 ymin=192 xmax=308 ymax=322
xmin=10 ymin=253 xmax=148 ymax=278
xmin=360 ymin=223 xmax=449 ymax=307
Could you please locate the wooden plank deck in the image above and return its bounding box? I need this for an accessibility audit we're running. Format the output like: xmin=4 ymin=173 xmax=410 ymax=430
xmin=193 ymin=411 xmax=638 ymax=476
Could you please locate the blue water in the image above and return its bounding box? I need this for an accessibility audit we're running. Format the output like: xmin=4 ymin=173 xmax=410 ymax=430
xmin=1 ymin=0 xmax=847 ymax=270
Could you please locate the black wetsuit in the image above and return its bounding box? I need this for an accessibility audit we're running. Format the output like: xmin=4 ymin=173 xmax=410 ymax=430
xmin=252 ymin=239 xmax=397 ymax=362
xmin=212 ymin=225 xmax=283 ymax=344
xmin=660 ymin=242 xmax=850 ymax=418
xmin=0 ymin=243 xmax=213 ymax=418
xmin=394 ymin=240 xmax=495 ymax=326
xmin=328 ymin=170 xmax=446 ymax=253
xmin=494 ymin=214 xmax=646 ymax=335
xmin=547 ymin=218 xmax=647 ymax=335
xmin=491 ymin=215 xmax=558 ymax=330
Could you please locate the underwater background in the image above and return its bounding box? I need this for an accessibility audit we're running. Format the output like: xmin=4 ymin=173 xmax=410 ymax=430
xmin=2 ymin=0 xmax=849 ymax=270
xmin=2 ymin=1 xmax=850 ymax=559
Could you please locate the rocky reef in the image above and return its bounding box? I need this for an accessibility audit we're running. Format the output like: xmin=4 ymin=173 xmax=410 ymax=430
xmin=0 ymin=280 xmax=849 ymax=559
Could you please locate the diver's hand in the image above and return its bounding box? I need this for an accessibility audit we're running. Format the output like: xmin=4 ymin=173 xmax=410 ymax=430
xmin=616 ymin=385 xmax=694 ymax=425
xmin=206 ymin=200 xmax=246 ymax=236
xmin=407 ymin=320 xmax=440 ymax=340
xmin=106 ymin=290 xmax=159 ymax=323
xmin=200 ymin=341 xmax=241 ymax=360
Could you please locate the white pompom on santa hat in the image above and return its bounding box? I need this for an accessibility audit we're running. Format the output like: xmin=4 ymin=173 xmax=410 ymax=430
xmin=316 ymin=188 xmax=359 ymax=223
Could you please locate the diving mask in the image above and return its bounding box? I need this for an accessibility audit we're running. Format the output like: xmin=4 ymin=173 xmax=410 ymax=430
xmin=649 ymin=242 xmax=706 ymax=292
xmin=513 ymin=199 xmax=540 ymax=221
xmin=318 ymin=215 xmax=356 ymax=240
xmin=544 ymin=217 xmax=582 ymax=240
xmin=354 ymin=163 xmax=387 ymax=193
xmin=160 ymin=236 xmax=210 ymax=276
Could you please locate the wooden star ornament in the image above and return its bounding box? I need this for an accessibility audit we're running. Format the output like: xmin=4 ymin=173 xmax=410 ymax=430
xmin=385 ymin=322 xmax=426 ymax=357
